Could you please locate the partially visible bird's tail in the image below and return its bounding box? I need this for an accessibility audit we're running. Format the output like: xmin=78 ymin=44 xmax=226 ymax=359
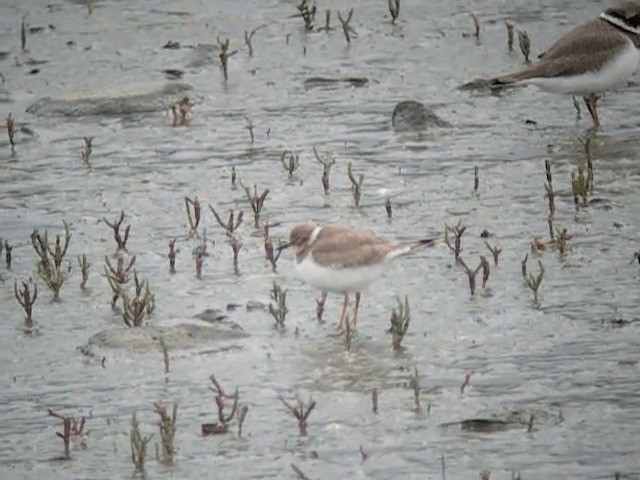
xmin=491 ymin=67 xmax=539 ymax=87
xmin=411 ymin=236 xmax=444 ymax=250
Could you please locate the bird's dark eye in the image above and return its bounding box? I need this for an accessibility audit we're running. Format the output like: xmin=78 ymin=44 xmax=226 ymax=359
xmin=627 ymin=13 xmax=640 ymax=28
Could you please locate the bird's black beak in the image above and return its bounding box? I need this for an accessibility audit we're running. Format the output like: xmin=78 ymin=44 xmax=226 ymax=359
xmin=277 ymin=242 xmax=291 ymax=253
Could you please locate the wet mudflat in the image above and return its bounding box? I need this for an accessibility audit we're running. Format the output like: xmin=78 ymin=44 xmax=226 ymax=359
xmin=1 ymin=0 xmax=640 ymax=478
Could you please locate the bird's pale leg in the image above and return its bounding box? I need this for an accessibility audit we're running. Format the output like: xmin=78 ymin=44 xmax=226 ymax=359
xmin=351 ymin=292 xmax=362 ymax=326
xmin=583 ymin=93 xmax=601 ymax=129
xmin=337 ymin=292 xmax=349 ymax=329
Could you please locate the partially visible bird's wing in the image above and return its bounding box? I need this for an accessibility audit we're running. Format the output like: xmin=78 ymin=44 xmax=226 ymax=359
xmin=493 ymin=19 xmax=631 ymax=84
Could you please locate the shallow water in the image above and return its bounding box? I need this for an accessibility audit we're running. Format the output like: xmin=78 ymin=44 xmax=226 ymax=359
xmin=1 ymin=0 xmax=640 ymax=478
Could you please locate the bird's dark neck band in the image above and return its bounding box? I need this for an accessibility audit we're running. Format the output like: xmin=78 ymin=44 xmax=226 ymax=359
xmin=600 ymin=12 xmax=640 ymax=35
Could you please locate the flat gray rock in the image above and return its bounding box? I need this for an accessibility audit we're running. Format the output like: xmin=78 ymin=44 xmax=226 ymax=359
xmin=392 ymin=100 xmax=451 ymax=131
xmin=85 ymin=320 xmax=247 ymax=351
xmin=26 ymin=82 xmax=192 ymax=117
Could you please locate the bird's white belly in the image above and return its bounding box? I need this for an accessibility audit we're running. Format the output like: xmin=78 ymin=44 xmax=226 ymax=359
xmin=527 ymin=42 xmax=639 ymax=95
xmin=294 ymin=255 xmax=389 ymax=293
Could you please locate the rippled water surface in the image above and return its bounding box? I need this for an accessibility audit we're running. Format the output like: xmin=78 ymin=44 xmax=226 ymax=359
xmin=1 ymin=0 xmax=640 ymax=478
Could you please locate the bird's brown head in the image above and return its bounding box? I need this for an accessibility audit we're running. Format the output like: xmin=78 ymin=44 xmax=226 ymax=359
xmin=605 ymin=0 xmax=640 ymax=28
xmin=288 ymin=222 xmax=318 ymax=250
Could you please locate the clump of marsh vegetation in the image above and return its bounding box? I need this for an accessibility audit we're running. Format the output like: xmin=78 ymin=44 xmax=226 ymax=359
xmin=130 ymin=413 xmax=151 ymax=475
xmin=202 ymin=374 xmax=248 ymax=437
xmin=14 ymin=279 xmax=37 ymax=331
xmin=279 ymin=394 xmax=316 ymax=436
xmin=389 ymin=295 xmax=411 ymax=350
xmin=30 ymin=221 xmax=71 ymax=301
xmin=48 ymin=408 xmax=88 ymax=460
xmin=269 ymin=282 xmax=288 ymax=331
xmin=153 ymin=402 xmax=178 ymax=465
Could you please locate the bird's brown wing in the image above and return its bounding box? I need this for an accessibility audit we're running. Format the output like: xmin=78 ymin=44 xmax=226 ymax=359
xmin=494 ymin=19 xmax=631 ymax=83
xmin=309 ymin=226 xmax=397 ymax=269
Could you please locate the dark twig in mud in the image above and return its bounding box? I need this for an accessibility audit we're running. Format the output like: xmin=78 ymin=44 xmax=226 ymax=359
xmin=317 ymin=9 xmax=333 ymax=32
xmin=526 ymin=414 xmax=535 ymax=433
xmin=579 ymin=134 xmax=595 ymax=191
xmin=460 ymin=371 xmax=472 ymax=394
xmin=517 ymin=30 xmax=531 ymax=63
xmin=120 ymin=270 xmax=155 ymax=327
xmin=103 ymin=210 xmax=130 ymax=252
xmin=269 ymin=282 xmax=288 ymax=330
xmin=231 ymin=166 xmax=237 ymax=188
xmin=337 ymin=9 xmax=356 ymax=44
xmin=316 ymin=291 xmax=327 ymax=322
xmin=159 ymin=336 xmax=170 ymax=374
xmin=21 ymin=16 xmax=27 ymax=52
xmin=217 ymin=36 xmax=237 ymax=82
xmin=480 ymin=470 xmax=491 ymax=480
xmin=544 ymin=159 xmax=556 ymax=218
xmin=314 ymin=145 xmax=336 ymax=194
xmin=295 ymin=0 xmax=316 ymax=31
xmin=242 ymin=183 xmax=269 ymax=228
xmin=523 ymin=258 xmax=544 ymax=304
xmin=571 ymin=135 xmax=595 ymax=207
xmin=185 ymin=196 xmax=201 ymax=237
xmin=383 ymin=194 xmax=393 ymax=218
xmin=237 ymin=405 xmax=249 ymax=437
xmin=243 ymin=115 xmax=254 ymax=144
xmin=470 ymin=13 xmax=480 ymax=39
xmin=202 ymin=374 xmax=240 ymax=435
xmin=281 ymin=150 xmax=300 ymax=178
xmin=444 ymin=220 xmax=466 ymax=263
xmin=230 ymin=235 xmax=242 ymax=275
xmin=170 ymin=96 xmax=192 ymax=126
xmin=371 ymin=388 xmax=378 ymax=414
xmin=6 ymin=113 xmax=15 ymax=147
xmin=409 ymin=367 xmax=421 ymax=410
xmin=291 ymin=464 xmax=312 ymax=480
xmin=4 ymin=240 xmax=13 ymax=268
xmin=553 ymin=227 xmax=572 ymax=254
xmin=484 ymin=242 xmax=502 ymax=267
xmin=168 ymin=238 xmax=177 ymax=274
xmin=244 ymin=26 xmax=263 ymax=57
xmin=279 ymin=394 xmax=316 ymax=436
xmin=153 ymin=402 xmax=178 ymax=465
xmin=104 ymin=253 xmax=136 ymax=308
xmin=344 ymin=314 xmax=353 ymax=351
xmin=473 ymin=165 xmax=479 ymax=194
xmin=14 ymin=280 xmax=37 ymax=329
xmin=81 ymin=136 xmax=93 ymax=165
xmin=77 ymin=254 xmax=90 ymax=290
xmin=521 ymin=253 xmax=528 ymax=278
xmin=480 ymin=256 xmax=490 ymax=288
xmin=631 ymin=250 xmax=640 ymax=266
xmin=389 ymin=295 xmax=411 ymax=350
xmin=30 ymin=221 xmax=72 ymax=301
xmin=130 ymin=413 xmax=151 ymax=474
xmin=457 ymin=257 xmax=482 ymax=295
xmin=347 ymin=162 xmax=364 ymax=208
xmin=209 ymin=205 xmax=244 ymax=236
xmin=48 ymin=409 xmax=87 ymax=459
xmin=194 ymin=245 xmax=204 ymax=279
xmin=360 ymin=445 xmax=369 ymax=463
xmin=505 ymin=20 xmax=515 ymax=51
xmin=388 ymin=0 xmax=400 ymax=23
xmin=264 ymin=231 xmax=283 ymax=272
